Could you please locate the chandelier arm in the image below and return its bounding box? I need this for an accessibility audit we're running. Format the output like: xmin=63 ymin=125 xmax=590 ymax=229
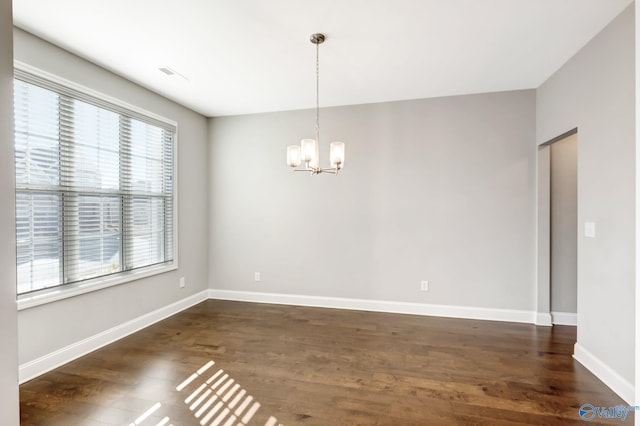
xmin=319 ymin=167 xmax=339 ymax=175
xmin=291 ymin=165 xmax=337 ymax=174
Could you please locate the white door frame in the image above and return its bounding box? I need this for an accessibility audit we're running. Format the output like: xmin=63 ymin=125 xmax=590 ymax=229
xmin=536 ymin=128 xmax=577 ymax=326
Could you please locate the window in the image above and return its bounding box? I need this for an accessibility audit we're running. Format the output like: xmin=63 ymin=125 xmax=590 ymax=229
xmin=14 ymin=69 xmax=175 ymax=298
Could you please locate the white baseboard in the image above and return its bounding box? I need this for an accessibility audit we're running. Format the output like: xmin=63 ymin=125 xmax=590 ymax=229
xmin=551 ymin=311 xmax=577 ymax=326
xmin=209 ymin=289 xmax=536 ymax=324
xmin=573 ymin=343 xmax=634 ymax=404
xmin=535 ymin=312 xmax=553 ymax=326
xmin=19 ymin=290 xmax=209 ymax=384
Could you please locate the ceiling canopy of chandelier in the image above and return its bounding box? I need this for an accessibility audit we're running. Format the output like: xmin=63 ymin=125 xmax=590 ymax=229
xmin=286 ymin=33 xmax=345 ymax=175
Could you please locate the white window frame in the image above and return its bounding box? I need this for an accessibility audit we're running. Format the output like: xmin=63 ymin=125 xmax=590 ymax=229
xmin=15 ymin=62 xmax=179 ymax=311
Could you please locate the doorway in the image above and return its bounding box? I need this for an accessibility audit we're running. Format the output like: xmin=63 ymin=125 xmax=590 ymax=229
xmin=536 ymin=128 xmax=578 ymax=326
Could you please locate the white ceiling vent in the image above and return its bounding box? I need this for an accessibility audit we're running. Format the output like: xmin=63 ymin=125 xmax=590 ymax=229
xmin=158 ymin=66 xmax=189 ymax=81
xmin=158 ymin=67 xmax=175 ymax=76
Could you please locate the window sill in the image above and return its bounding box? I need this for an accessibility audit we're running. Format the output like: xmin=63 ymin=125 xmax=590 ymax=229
xmin=17 ymin=263 xmax=177 ymax=311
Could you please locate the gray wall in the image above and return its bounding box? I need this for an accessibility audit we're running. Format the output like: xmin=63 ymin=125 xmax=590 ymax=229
xmin=14 ymin=29 xmax=210 ymax=365
xmin=209 ymin=90 xmax=537 ymax=310
xmin=550 ymin=134 xmax=577 ymax=314
xmin=0 ymin=0 xmax=19 ymax=424
xmin=537 ymin=5 xmax=635 ymax=385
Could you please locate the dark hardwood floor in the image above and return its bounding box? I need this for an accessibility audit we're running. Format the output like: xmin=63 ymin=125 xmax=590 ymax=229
xmin=20 ymin=300 xmax=631 ymax=425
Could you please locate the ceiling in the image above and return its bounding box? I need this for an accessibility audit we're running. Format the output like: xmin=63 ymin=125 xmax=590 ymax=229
xmin=13 ymin=0 xmax=633 ymax=117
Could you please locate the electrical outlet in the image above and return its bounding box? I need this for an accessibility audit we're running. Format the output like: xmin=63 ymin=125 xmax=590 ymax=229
xmin=421 ymin=280 xmax=429 ymax=291
xmin=179 ymin=277 xmax=185 ymax=288
xmin=254 ymin=272 xmax=261 ymax=282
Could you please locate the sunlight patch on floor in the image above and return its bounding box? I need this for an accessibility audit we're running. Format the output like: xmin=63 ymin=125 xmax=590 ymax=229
xmin=127 ymin=360 xmax=283 ymax=426
xmin=178 ymin=360 xmax=284 ymax=426
xmin=127 ymin=402 xmax=166 ymax=426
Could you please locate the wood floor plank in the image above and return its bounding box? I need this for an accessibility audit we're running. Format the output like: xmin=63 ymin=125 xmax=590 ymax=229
xmin=20 ymin=300 xmax=632 ymax=425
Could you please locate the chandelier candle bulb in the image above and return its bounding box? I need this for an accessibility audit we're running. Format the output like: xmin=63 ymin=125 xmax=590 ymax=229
xmin=311 ymin=139 xmax=320 ymax=168
xmin=330 ymin=142 xmax=345 ymax=168
xmin=286 ymin=145 xmax=301 ymax=167
xmin=301 ymin=139 xmax=317 ymax=164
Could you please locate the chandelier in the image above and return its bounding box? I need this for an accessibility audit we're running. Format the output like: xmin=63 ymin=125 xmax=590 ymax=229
xmin=286 ymin=33 xmax=345 ymax=174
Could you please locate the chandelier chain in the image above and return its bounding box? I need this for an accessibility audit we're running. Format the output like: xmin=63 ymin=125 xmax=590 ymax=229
xmin=315 ymin=40 xmax=320 ymax=143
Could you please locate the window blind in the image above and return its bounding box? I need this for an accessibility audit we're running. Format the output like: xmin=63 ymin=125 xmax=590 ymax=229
xmin=14 ymin=70 xmax=175 ymax=296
